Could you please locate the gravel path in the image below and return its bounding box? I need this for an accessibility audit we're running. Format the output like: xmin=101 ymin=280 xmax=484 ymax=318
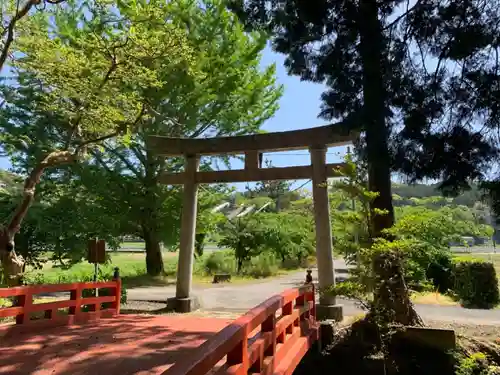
xmin=127 ymin=264 xmax=500 ymax=324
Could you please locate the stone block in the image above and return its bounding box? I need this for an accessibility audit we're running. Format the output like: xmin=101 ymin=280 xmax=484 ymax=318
xmin=166 ymin=296 xmax=201 ymax=313
xmin=319 ymin=321 xmax=336 ymax=348
xmin=316 ymin=303 xmax=343 ymax=321
xmin=397 ymin=326 xmax=456 ymax=351
xmin=212 ymin=274 xmax=231 ymax=283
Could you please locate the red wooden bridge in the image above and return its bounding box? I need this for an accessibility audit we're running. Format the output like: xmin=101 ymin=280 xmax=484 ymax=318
xmin=0 ymin=277 xmax=318 ymax=375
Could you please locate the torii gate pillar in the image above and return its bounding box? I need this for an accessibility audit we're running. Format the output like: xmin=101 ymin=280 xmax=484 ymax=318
xmin=175 ymin=155 xmax=199 ymax=312
xmin=310 ymin=147 xmax=343 ymax=321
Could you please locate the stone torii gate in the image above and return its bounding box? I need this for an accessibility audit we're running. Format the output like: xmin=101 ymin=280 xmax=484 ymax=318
xmin=148 ymin=124 xmax=357 ymax=320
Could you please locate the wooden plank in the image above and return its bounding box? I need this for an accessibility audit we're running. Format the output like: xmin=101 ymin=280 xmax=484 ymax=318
xmin=275 ymin=311 xmax=300 ymax=339
xmin=163 ymin=323 xmax=247 ymax=375
xmin=79 ymin=281 xmax=118 ymax=290
xmin=80 ymin=296 xmax=116 ymax=305
xmin=270 ymin=336 xmax=311 ymax=375
xmin=148 ymin=123 xmax=357 ymax=156
xmin=245 ymin=151 xmax=260 ymax=170
xmin=28 ymin=300 xmax=75 ymax=313
xmin=0 ymin=306 xmax=23 ymax=318
xmin=248 ymin=331 xmax=273 ymax=372
xmin=159 ymin=163 xmax=345 ymax=185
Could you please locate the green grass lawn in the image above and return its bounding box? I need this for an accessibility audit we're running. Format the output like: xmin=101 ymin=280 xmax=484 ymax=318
xmin=119 ymin=241 xmax=146 ymax=249
xmin=25 ymin=252 xmax=179 ymax=288
xmin=22 ymin=250 xmax=308 ymax=290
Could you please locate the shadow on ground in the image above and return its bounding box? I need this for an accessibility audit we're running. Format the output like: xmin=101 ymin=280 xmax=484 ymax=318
xmin=0 ymin=315 xmax=229 ymax=375
xmin=120 ymin=304 xmax=170 ymax=315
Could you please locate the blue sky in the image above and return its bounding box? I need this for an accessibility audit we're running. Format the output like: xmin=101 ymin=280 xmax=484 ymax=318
xmin=256 ymin=45 xmax=348 ymax=166
xmin=229 ymin=46 xmax=349 ymax=190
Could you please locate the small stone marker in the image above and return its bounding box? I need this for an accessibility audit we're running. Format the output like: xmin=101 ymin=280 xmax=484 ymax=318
xmin=213 ymin=274 xmax=231 ymax=284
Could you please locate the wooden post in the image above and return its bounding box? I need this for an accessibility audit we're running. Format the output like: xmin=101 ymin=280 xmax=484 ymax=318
xmin=14 ymin=293 xmax=30 ymax=325
xmin=262 ymin=314 xmax=276 ymax=357
xmin=175 ymin=154 xmax=200 ymax=312
xmin=113 ymin=267 xmax=121 ymax=315
xmin=245 ymin=151 xmax=260 ymax=170
xmin=310 ymin=147 xmax=343 ymax=321
xmin=69 ymin=284 xmax=82 ymax=319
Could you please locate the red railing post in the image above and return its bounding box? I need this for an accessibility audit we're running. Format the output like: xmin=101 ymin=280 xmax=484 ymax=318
xmin=14 ymin=292 xmax=31 ymax=325
xmin=226 ymin=331 xmax=249 ymax=373
xmin=113 ymin=267 xmax=121 ymax=315
xmin=296 ymin=292 xmax=305 ymax=321
xmin=283 ymin=299 xmax=293 ymax=336
xmin=69 ymin=284 xmax=82 ymax=317
xmin=310 ymin=284 xmax=316 ymax=320
xmin=262 ymin=313 xmax=276 ymax=357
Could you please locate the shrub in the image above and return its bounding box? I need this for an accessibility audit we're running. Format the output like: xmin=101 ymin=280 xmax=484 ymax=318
xmin=203 ymin=251 xmax=236 ymax=275
xmin=280 ymin=257 xmax=305 ymax=270
xmin=455 ymin=352 xmax=489 ymax=375
xmin=203 ymin=250 xmax=280 ymax=278
xmin=243 ymin=253 xmax=279 ymax=278
xmin=452 ymin=259 xmax=500 ymax=308
xmin=426 ymin=251 xmax=454 ymax=293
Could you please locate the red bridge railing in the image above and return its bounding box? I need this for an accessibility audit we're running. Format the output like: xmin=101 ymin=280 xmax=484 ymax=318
xmin=0 ymin=275 xmax=121 ymax=336
xmin=164 ymin=284 xmax=317 ymax=375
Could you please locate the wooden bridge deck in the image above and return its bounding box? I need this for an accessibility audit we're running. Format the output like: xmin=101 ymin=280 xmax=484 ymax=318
xmin=0 ymin=280 xmax=318 ymax=375
xmin=0 ymin=315 xmax=230 ymax=375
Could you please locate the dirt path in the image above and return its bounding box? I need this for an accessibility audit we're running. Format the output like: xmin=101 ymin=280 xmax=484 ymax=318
xmin=127 ymin=266 xmax=500 ymax=324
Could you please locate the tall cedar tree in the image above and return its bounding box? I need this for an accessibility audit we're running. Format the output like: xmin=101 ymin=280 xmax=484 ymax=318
xmin=229 ymin=0 xmax=500 ymax=236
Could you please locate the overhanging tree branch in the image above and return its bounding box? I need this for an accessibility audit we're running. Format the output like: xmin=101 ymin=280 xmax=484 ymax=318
xmin=6 ymin=128 xmax=123 ymax=238
xmin=1 ymin=0 xmax=69 ymax=72
xmin=383 ymin=0 xmax=423 ymax=31
xmin=0 ymin=0 xmax=36 ymax=71
xmin=64 ymin=55 xmax=120 ymax=149
xmin=102 ymin=144 xmax=144 ymax=179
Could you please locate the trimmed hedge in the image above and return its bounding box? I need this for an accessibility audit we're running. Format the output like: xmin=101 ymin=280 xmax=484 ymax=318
xmin=452 ymin=259 xmax=500 ymax=309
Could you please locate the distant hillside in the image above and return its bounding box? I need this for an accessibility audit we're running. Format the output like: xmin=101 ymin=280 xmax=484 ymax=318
xmin=392 ymin=183 xmax=482 ymax=207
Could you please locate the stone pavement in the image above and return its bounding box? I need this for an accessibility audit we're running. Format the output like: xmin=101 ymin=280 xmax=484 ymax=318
xmin=127 ymin=264 xmax=500 ymax=324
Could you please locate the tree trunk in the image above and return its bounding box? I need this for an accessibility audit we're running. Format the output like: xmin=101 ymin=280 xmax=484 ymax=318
xmin=369 ymin=251 xmax=423 ymax=326
xmin=0 ymin=237 xmax=24 ymax=287
xmin=142 ymin=226 xmax=164 ymax=276
xmin=195 ymin=232 xmax=206 ymax=258
xmin=358 ymin=0 xmax=395 ymax=238
xmin=357 ymin=1 xmax=420 ymax=326
xmin=0 ymin=151 xmax=76 ymax=286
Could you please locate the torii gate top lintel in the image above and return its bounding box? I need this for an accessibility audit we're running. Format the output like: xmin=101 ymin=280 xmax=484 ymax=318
xmin=147 ymin=122 xmax=357 ymax=157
